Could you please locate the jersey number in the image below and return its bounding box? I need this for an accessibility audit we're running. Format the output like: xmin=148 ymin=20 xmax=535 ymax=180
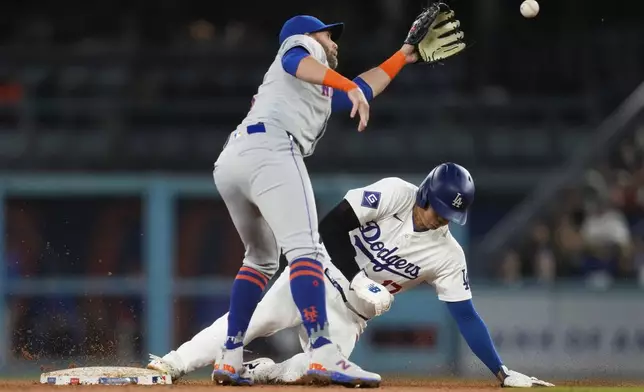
xmin=381 ymin=280 xmax=403 ymax=294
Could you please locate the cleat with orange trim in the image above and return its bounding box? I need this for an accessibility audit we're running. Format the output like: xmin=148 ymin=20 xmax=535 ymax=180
xmin=302 ymin=343 xmax=380 ymax=388
xmin=211 ymin=347 xmax=252 ymax=386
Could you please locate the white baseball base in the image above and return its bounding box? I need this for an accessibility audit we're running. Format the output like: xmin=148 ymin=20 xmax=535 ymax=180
xmin=40 ymin=366 xmax=172 ymax=385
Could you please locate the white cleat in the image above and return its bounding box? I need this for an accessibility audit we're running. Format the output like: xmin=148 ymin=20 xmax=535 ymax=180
xmin=242 ymin=357 xmax=275 ymax=384
xmin=304 ymin=344 xmax=381 ymax=388
xmin=244 ymin=353 xmax=309 ymax=385
xmin=146 ymin=353 xmax=185 ymax=381
xmin=212 ymin=347 xmax=252 ymax=386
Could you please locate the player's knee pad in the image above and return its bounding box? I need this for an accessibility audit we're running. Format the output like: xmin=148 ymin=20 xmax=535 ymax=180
xmin=242 ymin=259 xmax=278 ymax=279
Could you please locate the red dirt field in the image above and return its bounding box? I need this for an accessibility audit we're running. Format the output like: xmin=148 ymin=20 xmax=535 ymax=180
xmin=1 ymin=378 xmax=641 ymax=392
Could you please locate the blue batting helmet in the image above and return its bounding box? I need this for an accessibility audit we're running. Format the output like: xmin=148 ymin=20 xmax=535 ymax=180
xmin=279 ymin=15 xmax=344 ymax=46
xmin=416 ymin=162 xmax=475 ymax=226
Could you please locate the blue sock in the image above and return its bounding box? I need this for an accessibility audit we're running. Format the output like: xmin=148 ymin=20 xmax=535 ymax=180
xmin=289 ymin=258 xmax=331 ymax=349
xmin=224 ymin=266 xmax=268 ymax=350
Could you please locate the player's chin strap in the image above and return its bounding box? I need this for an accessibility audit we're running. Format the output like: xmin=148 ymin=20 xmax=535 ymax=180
xmin=323 ymin=268 xmax=370 ymax=321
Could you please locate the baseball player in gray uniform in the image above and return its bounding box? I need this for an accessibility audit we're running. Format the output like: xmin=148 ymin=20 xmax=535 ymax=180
xmin=191 ymin=5 xmax=466 ymax=388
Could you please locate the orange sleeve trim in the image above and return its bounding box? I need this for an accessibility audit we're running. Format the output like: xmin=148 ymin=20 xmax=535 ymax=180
xmin=323 ymin=68 xmax=358 ymax=92
xmin=379 ymin=50 xmax=407 ymax=80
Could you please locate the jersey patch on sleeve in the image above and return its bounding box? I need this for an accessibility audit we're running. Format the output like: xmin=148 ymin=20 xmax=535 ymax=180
xmin=361 ymin=191 xmax=381 ymax=209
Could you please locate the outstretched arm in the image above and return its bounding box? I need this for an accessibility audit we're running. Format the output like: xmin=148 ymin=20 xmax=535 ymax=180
xmin=282 ymin=46 xmax=369 ymax=131
xmin=354 ymin=44 xmax=418 ymax=97
xmin=330 ymin=45 xmax=417 ymax=112
xmin=280 ymin=41 xmax=414 ymax=119
xmin=446 ymin=299 xmax=555 ymax=387
xmin=445 ymin=299 xmax=504 ymax=379
xmin=282 ymin=47 xmax=358 ymax=92
xmin=328 ymin=3 xmax=468 ymax=112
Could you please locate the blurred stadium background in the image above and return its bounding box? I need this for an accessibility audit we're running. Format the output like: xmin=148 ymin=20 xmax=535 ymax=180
xmin=1 ymin=0 xmax=643 ymax=382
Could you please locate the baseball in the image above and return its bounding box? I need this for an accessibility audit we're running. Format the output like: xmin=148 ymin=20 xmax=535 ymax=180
xmin=520 ymin=0 xmax=539 ymax=18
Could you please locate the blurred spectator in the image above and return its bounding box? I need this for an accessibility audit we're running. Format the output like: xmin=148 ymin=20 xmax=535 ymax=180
xmin=514 ymin=222 xmax=557 ymax=285
xmin=222 ymin=21 xmax=247 ymax=47
xmin=635 ymin=236 xmax=644 ymax=286
xmin=552 ymin=213 xmax=584 ymax=275
xmin=531 ymin=224 xmax=557 ymax=284
xmin=189 ymin=19 xmax=216 ymax=45
xmin=499 ymin=250 xmax=522 ymax=287
xmin=502 ymin=121 xmax=644 ymax=287
xmin=579 ymin=196 xmax=632 ymax=284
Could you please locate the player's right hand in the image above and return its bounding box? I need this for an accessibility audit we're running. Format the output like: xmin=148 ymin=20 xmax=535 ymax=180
xmin=349 ymin=270 xmax=393 ymax=316
xmin=347 ymin=88 xmax=369 ymax=132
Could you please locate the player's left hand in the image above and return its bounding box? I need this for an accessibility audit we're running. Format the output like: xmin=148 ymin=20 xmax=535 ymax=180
xmin=349 ymin=270 xmax=394 ymax=316
xmin=404 ymin=2 xmax=466 ymax=65
xmin=499 ymin=366 xmax=555 ymax=388
xmin=400 ymin=44 xmax=420 ymax=64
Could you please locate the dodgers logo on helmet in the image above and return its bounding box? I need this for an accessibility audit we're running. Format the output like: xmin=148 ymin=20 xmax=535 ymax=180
xmin=416 ymin=162 xmax=475 ymax=226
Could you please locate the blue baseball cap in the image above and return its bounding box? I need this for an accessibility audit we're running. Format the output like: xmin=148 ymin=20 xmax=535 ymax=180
xmin=279 ymin=15 xmax=344 ymax=46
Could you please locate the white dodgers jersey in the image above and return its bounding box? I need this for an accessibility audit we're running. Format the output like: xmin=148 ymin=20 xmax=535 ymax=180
xmin=342 ymin=177 xmax=472 ymax=315
xmin=238 ymin=34 xmax=333 ymax=157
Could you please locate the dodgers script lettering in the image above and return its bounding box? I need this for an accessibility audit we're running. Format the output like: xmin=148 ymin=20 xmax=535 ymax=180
xmin=353 ymin=221 xmax=420 ymax=280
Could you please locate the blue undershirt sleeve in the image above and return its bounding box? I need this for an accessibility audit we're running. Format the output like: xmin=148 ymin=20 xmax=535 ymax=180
xmin=446 ymin=299 xmax=503 ymax=376
xmin=331 ymin=76 xmax=374 ymax=112
xmin=281 ymin=46 xmax=311 ymax=76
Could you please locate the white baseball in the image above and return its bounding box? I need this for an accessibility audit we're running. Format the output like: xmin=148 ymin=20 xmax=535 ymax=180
xmin=520 ymin=0 xmax=539 ymax=18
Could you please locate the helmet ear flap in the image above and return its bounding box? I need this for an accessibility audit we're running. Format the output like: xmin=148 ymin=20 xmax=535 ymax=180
xmin=416 ymin=168 xmax=435 ymax=209
xmin=416 ymin=192 xmax=426 ymax=209
xmin=416 ymin=178 xmax=431 ymax=209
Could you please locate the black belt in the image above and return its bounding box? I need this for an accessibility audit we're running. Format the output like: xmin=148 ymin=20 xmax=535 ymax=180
xmin=324 ymin=268 xmax=369 ymax=321
xmin=224 ymin=122 xmax=303 ymax=153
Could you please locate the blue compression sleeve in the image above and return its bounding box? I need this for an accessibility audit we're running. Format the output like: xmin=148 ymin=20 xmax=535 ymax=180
xmin=446 ymin=299 xmax=503 ymax=375
xmin=282 ymin=46 xmax=310 ymax=76
xmin=331 ymin=77 xmax=373 ymax=112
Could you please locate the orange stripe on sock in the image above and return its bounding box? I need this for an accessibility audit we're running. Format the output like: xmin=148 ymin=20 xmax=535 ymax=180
xmin=240 ymin=266 xmax=269 ymax=285
xmin=290 ymin=260 xmax=323 ymax=273
xmin=289 ymin=270 xmax=325 ymax=281
xmin=236 ymin=274 xmax=266 ymax=290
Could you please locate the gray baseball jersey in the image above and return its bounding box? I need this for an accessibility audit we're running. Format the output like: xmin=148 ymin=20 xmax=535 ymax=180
xmin=214 ymin=34 xmax=335 ymax=277
xmin=236 ymin=34 xmax=333 ymax=157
